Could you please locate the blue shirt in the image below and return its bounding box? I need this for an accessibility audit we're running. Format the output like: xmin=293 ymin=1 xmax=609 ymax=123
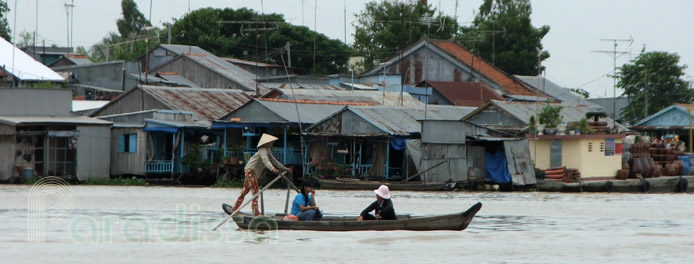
xmin=290 ymin=193 xmax=313 ymax=216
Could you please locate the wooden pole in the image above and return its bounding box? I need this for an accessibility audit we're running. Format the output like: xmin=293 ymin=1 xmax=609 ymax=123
xmin=284 ymin=187 xmax=291 ymax=214
xmin=212 ymin=173 xmax=284 ymax=231
xmin=400 ymin=160 xmax=447 ymax=183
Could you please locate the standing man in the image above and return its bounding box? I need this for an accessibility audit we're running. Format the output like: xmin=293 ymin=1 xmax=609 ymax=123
xmin=230 ymin=133 xmax=289 ymax=216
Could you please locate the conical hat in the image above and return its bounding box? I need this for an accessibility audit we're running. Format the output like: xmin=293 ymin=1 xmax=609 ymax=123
xmin=257 ymin=133 xmax=279 ymax=147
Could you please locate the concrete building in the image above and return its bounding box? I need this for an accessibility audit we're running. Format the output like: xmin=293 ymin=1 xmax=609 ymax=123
xmin=529 ymin=134 xmax=625 ymax=179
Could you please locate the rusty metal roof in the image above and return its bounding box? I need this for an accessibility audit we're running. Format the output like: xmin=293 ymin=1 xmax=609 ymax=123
xmin=276 ymin=89 xmax=424 ymax=107
xmin=263 ymin=82 xmax=343 ymax=90
xmin=430 ymin=40 xmax=539 ymax=96
xmin=424 ymin=80 xmax=504 ymax=107
xmin=258 ymin=98 xmax=374 ymax=106
xmin=142 ymin=86 xmax=253 ymax=121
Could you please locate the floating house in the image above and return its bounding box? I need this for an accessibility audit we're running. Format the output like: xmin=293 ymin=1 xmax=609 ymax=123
xmin=528 ymin=134 xmax=626 ymax=179
xmin=0 ymin=88 xmax=111 ymax=181
xmin=462 ymin=100 xmax=624 ymax=135
xmin=409 ymin=119 xmax=536 ymax=185
xmin=92 ymin=86 xmax=254 ymax=176
xmin=630 ymin=103 xmax=694 ymax=140
xmin=212 ymin=98 xmax=357 ymax=167
xmin=305 ymin=105 xmax=476 ymax=180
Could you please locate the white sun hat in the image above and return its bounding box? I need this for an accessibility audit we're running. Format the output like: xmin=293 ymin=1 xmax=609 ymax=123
xmin=257 ymin=133 xmax=279 ymax=148
xmin=374 ymin=185 xmax=391 ymax=199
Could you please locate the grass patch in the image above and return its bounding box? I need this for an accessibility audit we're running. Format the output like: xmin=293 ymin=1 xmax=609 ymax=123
xmin=211 ymin=178 xmax=244 ymax=188
xmin=82 ymin=176 xmax=149 ymax=186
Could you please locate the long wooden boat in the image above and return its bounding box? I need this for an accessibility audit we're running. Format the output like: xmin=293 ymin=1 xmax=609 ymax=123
xmin=230 ymin=202 xmax=482 ymax=231
xmin=318 ymin=178 xmax=448 ymax=192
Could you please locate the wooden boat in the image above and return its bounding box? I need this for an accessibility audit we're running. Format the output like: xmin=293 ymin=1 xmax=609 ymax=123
xmin=230 ymin=202 xmax=482 ymax=231
xmin=318 ymin=178 xmax=448 ymax=192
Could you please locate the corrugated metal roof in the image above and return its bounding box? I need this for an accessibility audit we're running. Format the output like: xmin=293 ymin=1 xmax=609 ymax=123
xmin=464 ymin=100 xmax=626 ymax=130
xmin=263 ymin=82 xmax=343 ymax=90
xmin=276 ymin=89 xmax=424 ymax=107
xmin=224 ymin=57 xmax=282 ymax=68
xmin=633 ymin=104 xmax=694 ymax=127
xmin=72 ymin=100 xmax=110 ymax=112
xmin=142 ymin=86 xmax=253 ymax=121
xmin=255 ymin=100 xmax=345 ymax=124
xmin=155 ymin=72 xmax=201 ymax=88
xmin=183 ymin=54 xmax=263 ymax=92
xmin=311 ymin=105 xmax=476 ymax=136
xmin=425 ymin=80 xmax=504 ymax=107
xmin=65 ymin=54 xmax=92 ymax=65
xmin=258 ymin=98 xmax=373 ymax=106
xmin=145 ymin=118 xmax=209 ymax=128
xmin=0 ymin=37 xmax=64 ymax=81
xmin=0 ymin=115 xmax=112 ymax=126
xmin=515 ymin=75 xmax=601 ymax=107
xmin=159 ymin=44 xmax=211 ymax=57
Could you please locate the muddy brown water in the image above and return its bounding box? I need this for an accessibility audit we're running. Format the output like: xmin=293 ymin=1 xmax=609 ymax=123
xmin=1 ymin=185 xmax=692 ymax=263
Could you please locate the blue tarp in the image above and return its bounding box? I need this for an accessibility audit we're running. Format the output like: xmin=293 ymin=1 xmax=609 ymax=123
xmin=143 ymin=126 xmax=178 ymax=133
xmin=485 ymin=151 xmax=511 ymax=184
xmin=390 ymin=136 xmax=409 ymax=151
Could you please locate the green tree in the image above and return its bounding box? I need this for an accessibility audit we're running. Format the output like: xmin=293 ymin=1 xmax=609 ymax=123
xmin=17 ymin=31 xmax=32 ymax=47
xmin=457 ymin=0 xmax=550 ymax=75
xmin=569 ymin=88 xmax=590 ymax=99
xmin=116 ymin=0 xmax=151 ymax=39
xmin=618 ymin=51 xmax=692 ymax=122
xmin=90 ymin=1 xmax=160 ymax=62
xmin=0 ymin=0 xmax=10 ymax=42
xmin=171 ymin=7 xmax=351 ymax=75
xmin=353 ymin=1 xmax=458 ymax=70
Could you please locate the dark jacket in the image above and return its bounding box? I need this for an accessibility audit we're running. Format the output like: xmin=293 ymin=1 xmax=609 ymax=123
xmin=360 ymin=199 xmax=396 ymax=220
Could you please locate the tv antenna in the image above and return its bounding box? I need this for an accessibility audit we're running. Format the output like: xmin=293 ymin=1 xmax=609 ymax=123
xmin=593 ymin=36 xmax=633 ymax=128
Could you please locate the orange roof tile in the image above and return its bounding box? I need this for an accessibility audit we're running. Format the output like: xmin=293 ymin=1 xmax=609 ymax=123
xmin=65 ymin=54 xmax=87 ymax=59
xmin=258 ymin=98 xmax=374 ymax=106
xmin=430 ymin=40 xmax=537 ymax=96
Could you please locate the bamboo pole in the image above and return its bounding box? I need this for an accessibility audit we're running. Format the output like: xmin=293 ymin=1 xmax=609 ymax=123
xmin=212 ymin=173 xmax=284 ymax=231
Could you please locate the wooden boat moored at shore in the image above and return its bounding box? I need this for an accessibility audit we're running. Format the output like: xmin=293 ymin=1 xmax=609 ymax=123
xmin=230 ymin=202 xmax=482 ymax=231
xmin=318 ymin=178 xmax=448 ymax=191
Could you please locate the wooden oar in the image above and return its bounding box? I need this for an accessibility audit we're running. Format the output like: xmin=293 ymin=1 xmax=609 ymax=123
xmin=212 ymin=173 xmax=285 ymax=231
xmin=400 ymin=160 xmax=447 ymax=183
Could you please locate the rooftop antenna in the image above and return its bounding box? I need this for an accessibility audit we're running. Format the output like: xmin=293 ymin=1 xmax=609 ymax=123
xmin=343 ymin=0 xmax=347 ymax=44
xmin=301 ymin=0 xmax=305 ymax=26
xmin=594 ymin=36 xmax=632 ymax=129
xmin=313 ymin=0 xmax=317 ymax=75
xmin=11 ymin=0 xmax=17 ymax=86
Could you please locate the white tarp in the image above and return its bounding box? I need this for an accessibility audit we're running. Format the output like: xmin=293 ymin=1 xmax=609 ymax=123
xmin=0 ymin=38 xmax=64 ymax=81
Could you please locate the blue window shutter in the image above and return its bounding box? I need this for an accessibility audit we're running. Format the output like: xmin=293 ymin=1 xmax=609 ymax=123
xmin=117 ymin=134 xmax=125 ymax=152
xmin=129 ymin=134 xmax=137 ymax=153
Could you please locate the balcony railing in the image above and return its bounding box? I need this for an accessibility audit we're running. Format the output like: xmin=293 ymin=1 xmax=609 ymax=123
xmin=146 ymin=160 xmax=173 ymax=173
xmin=226 ymin=148 xmax=304 ymax=165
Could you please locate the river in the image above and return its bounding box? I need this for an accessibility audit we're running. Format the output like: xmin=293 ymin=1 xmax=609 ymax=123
xmin=1 ymin=184 xmax=692 ymax=263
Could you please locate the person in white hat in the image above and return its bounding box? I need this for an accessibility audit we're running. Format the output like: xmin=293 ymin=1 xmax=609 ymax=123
xmin=230 ymin=133 xmax=289 ymax=216
xmin=357 ymin=185 xmax=396 ymax=221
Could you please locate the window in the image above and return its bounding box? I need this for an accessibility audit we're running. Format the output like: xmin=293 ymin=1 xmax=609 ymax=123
xmin=117 ymin=134 xmax=137 ymax=153
xmin=588 ymin=142 xmax=592 ymax=152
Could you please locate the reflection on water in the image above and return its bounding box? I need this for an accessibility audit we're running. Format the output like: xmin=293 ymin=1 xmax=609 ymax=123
xmin=1 ymin=185 xmax=692 ymax=263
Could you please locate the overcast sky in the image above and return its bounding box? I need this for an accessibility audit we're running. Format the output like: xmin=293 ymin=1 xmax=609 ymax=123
xmin=7 ymin=0 xmax=694 ymax=99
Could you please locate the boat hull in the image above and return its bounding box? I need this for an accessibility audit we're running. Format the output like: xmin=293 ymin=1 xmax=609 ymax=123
xmin=231 ymin=202 xmax=482 ymax=231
